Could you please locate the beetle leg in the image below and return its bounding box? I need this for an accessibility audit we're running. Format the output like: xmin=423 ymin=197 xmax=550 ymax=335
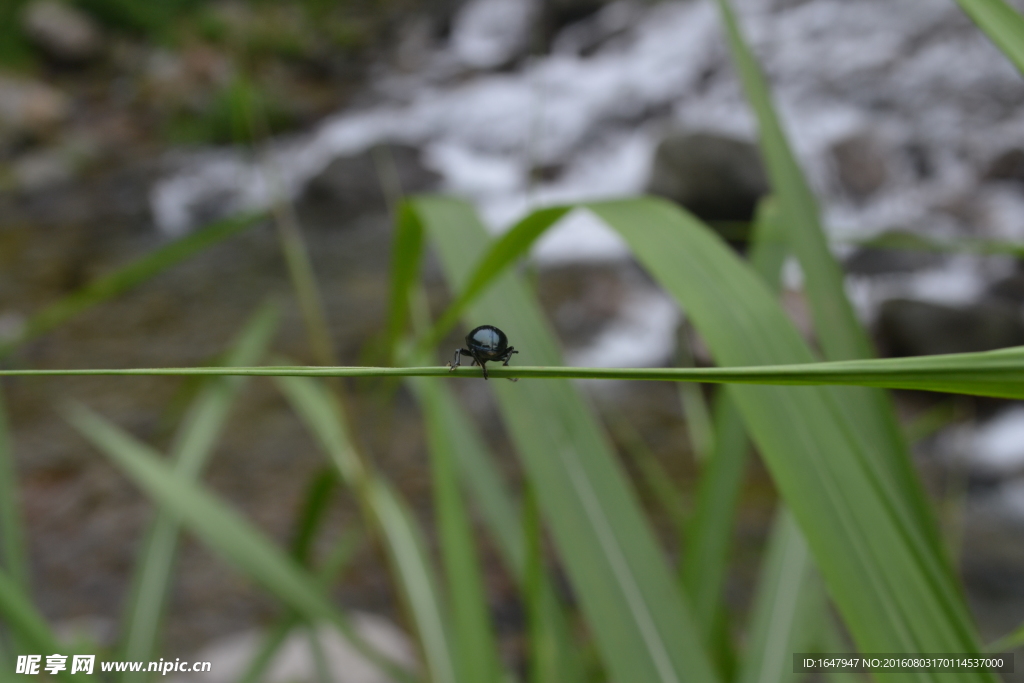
xmin=448 ymin=348 xmax=469 ymax=371
xmin=500 ymin=347 xmax=518 ymax=381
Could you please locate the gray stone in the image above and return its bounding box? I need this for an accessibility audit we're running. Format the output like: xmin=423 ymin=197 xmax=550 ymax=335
xmin=984 ymin=148 xmax=1024 ymax=185
xmin=646 ymin=131 xmax=768 ymax=228
xmin=987 ymin=271 xmax=1024 ymax=304
xmin=21 ymin=0 xmax=103 ymax=64
xmin=843 ymin=231 xmax=943 ymax=276
xmin=829 ymin=132 xmax=888 ymax=199
xmin=876 ymin=298 xmax=1024 ymax=357
xmin=0 ymin=74 xmax=70 ymax=139
xmin=165 ymin=614 xmax=416 ymax=683
xmin=298 ymin=144 xmax=441 ymax=222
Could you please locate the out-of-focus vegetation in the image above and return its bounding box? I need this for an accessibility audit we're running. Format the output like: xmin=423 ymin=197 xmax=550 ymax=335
xmin=0 ymin=0 xmax=423 ymax=146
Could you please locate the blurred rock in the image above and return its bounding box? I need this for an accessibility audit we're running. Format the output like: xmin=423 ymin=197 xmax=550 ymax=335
xmin=646 ymin=131 xmax=768 ymax=228
xmin=876 ymin=298 xmax=1024 ymax=357
xmin=449 ymin=0 xmax=539 ymax=69
xmin=21 ymin=0 xmax=103 ymax=64
xmin=843 ymin=231 xmax=943 ymax=275
xmin=984 ymin=148 xmax=1024 ymax=186
xmin=12 ymin=149 xmax=73 ymax=191
xmin=986 ymin=270 xmax=1024 ymax=304
xmin=0 ymin=74 xmax=71 ymax=141
xmin=166 ymin=614 xmax=416 ymax=683
xmin=551 ymin=1 xmax=640 ymax=56
xmin=298 ymin=144 xmax=440 ymax=221
xmin=830 ymin=132 xmax=888 ymax=199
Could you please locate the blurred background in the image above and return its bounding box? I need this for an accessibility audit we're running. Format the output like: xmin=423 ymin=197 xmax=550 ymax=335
xmin=1 ymin=0 xmax=1023 ymax=679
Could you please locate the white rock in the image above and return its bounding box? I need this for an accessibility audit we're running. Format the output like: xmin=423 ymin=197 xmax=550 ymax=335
xmin=166 ymin=613 xmax=416 ymax=683
xmin=22 ymin=0 xmax=102 ymax=63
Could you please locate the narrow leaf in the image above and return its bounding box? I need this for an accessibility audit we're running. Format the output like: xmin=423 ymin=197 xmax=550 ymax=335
xmin=953 ymin=0 xmax=1024 ymax=75
xmin=66 ymin=404 xmax=413 ymax=683
xmin=275 ymin=375 xmax=457 ymax=683
xmin=121 ymin=304 xmax=278 ymax=676
xmin=410 ymin=195 xmax=717 ymax=683
xmin=0 ymin=212 xmax=265 ymax=359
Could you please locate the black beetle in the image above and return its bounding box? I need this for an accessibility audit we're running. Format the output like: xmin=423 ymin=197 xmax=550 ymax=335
xmin=447 ymin=325 xmax=519 ymax=380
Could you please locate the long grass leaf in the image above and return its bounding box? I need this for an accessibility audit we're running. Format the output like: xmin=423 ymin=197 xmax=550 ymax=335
xmin=0 ymin=387 xmax=27 ymax=591
xmin=240 ymin=528 xmax=363 ymax=683
xmin=0 ymin=568 xmax=84 ymax=682
xmin=408 ymin=378 xmax=584 ymax=683
xmin=274 ymin=375 xmax=456 ymax=683
xmin=11 ymin=348 xmax=1024 ymax=398
xmin=409 ymin=195 xmax=717 ymax=683
xmin=412 ymin=378 xmax=502 ymax=683
xmin=682 ymin=197 xmax=783 ymax=643
xmin=738 ymin=511 xmax=821 ymax=683
xmin=712 ymin=0 xmax=944 ymax=562
xmin=953 ymin=0 xmax=1024 ymax=75
xmin=120 ymin=304 xmax=279 ymax=678
xmin=589 ymin=197 xmax=991 ymax=683
xmin=0 ymin=212 xmax=265 ymax=360
xmin=65 ymin=405 xmax=414 ymax=683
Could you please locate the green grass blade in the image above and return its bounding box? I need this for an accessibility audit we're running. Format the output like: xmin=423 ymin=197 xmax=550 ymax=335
xmin=240 ymin=528 xmax=363 ymax=683
xmin=408 ymin=378 xmax=585 ymax=683
xmin=409 ymin=195 xmax=717 ymax=683
xmin=953 ymin=0 xmax=1024 ymax=75
xmin=738 ymin=511 xmax=822 ymax=683
xmin=412 ymin=378 xmax=502 ymax=683
xmin=682 ymin=197 xmax=783 ymax=645
xmin=9 ymin=352 xmax=1024 ymax=398
xmin=418 ymin=206 xmax=572 ymax=355
xmin=384 ymin=203 xmax=427 ymax=362
xmin=0 ymin=568 xmax=84 ymax=682
xmin=589 ymin=197 xmax=991 ymax=683
xmin=713 ymin=0 xmax=944 ymax=562
xmin=711 ymin=0 xmax=867 ymax=365
xmin=120 ymin=304 xmax=278 ymax=679
xmin=289 ymin=468 xmax=340 ymax=567
xmin=682 ymin=393 xmax=747 ymax=638
xmin=0 ymin=387 xmax=27 ymax=592
xmin=987 ymin=621 xmax=1024 ymax=653
xmin=65 ymin=404 xmax=414 ymax=683
xmin=367 ymin=478 xmax=456 ymax=683
xmin=274 ymin=375 xmax=457 ymax=683
xmin=606 ymin=414 xmax=688 ymax=533
xmin=0 ymin=212 xmax=265 ymax=360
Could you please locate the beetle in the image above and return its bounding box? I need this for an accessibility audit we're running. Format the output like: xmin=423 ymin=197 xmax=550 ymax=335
xmin=447 ymin=325 xmax=519 ymax=380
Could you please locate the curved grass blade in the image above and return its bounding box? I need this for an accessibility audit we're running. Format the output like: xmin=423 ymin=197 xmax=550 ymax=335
xmin=413 ymin=378 xmax=502 ymax=683
xmin=0 ymin=568 xmax=85 ymax=682
xmin=65 ymin=404 xmax=415 ymax=683
xmin=240 ymin=528 xmax=363 ymax=683
xmin=738 ymin=511 xmax=822 ymax=683
xmin=682 ymin=197 xmax=784 ymax=645
xmin=409 ymin=195 xmax=717 ymax=683
xmin=589 ymin=197 xmax=992 ymax=682
xmin=384 ymin=203 xmax=427 ymax=363
xmin=418 ymin=206 xmax=573 ymax=354
xmin=712 ymin=0 xmax=943 ymax=562
xmin=120 ymin=303 xmax=278 ymax=679
xmin=953 ymin=0 xmax=1024 ymax=75
xmin=0 ymin=212 xmax=266 ymax=360
xmin=408 ymin=377 xmax=584 ymax=683
xmin=987 ymin=621 xmax=1024 ymax=653
xmin=275 ymin=375 xmax=456 ymax=683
